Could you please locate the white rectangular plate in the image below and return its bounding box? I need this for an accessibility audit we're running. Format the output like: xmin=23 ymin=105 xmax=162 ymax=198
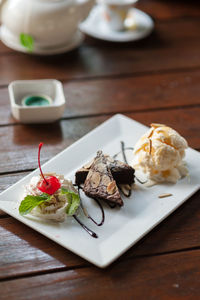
xmin=0 ymin=114 xmax=200 ymax=268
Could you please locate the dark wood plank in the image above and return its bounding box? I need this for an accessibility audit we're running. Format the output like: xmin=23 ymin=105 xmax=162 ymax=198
xmin=0 ymin=217 xmax=85 ymax=280
xmin=1 ymin=69 xmax=200 ymax=125
xmin=0 ymin=19 xmax=199 ymax=85
xmin=0 ymin=173 xmax=30 ymax=216
xmin=0 ymin=117 xmax=103 ymax=173
xmin=0 ymin=188 xmax=199 ymax=279
xmin=129 ymin=108 xmax=200 ymax=150
xmin=0 ymin=249 xmax=200 ymax=299
xmin=0 ymin=173 xmax=29 ymax=194
xmin=0 ymin=107 xmax=199 ymax=174
xmin=137 ymin=0 xmax=200 ymax=20
xmin=63 ymin=69 xmax=200 ymax=118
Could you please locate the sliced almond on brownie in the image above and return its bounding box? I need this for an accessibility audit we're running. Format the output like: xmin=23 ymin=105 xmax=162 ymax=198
xmin=83 ymin=151 xmax=123 ymax=206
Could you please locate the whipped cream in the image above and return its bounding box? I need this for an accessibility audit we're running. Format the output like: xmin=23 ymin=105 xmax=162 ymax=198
xmin=24 ymin=173 xmax=76 ymax=222
xmin=133 ymin=123 xmax=188 ymax=183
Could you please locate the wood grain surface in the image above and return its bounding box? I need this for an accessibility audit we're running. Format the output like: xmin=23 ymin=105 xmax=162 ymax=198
xmin=1 ymin=69 xmax=200 ymax=125
xmin=1 ymin=250 xmax=200 ymax=300
xmin=0 ymin=189 xmax=199 ymax=281
xmin=0 ymin=18 xmax=199 ymax=85
xmin=0 ymin=0 xmax=199 ymax=299
xmin=0 ymin=107 xmax=199 ymax=174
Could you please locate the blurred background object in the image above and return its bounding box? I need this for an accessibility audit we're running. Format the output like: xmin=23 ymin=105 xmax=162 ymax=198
xmin=0 ymin=0 xmax=94 ymax=54
xmin=80 ymin=0 xmax=154 ymax=42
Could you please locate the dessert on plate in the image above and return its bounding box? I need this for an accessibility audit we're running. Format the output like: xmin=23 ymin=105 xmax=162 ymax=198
xmin=132 ymin=123 xmax=188 ymax=183
xmin=20 ymin=173 xmax=79 ymax=222
xmin=84 ymin=151 xmax=123 ymax=206
xmin=19 ymin=143 xmax=80 ymax=222
xmin=18 ymin=144 xmax=135 ymax=238
xmin=75 ymin=150 xmax=135 ymax=206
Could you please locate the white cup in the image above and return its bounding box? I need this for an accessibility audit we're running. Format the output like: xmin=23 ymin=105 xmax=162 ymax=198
xmin=99 ymin=0 xmax=138 ymax=31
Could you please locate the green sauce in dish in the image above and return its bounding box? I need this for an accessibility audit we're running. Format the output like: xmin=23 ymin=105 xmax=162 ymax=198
xmin=23 ymin=95 xmax=51 ymax=107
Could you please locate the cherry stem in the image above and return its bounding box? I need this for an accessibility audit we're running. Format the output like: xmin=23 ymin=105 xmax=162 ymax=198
xmin=38 ymin=143 xmax=48 ymax=186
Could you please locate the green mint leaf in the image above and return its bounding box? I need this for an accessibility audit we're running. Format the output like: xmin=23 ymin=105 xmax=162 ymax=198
xmin=20 ymin=33 xmax=34 ymax=52
xmin=61 ymin=188 xmax=80 ymax=216
xmin=19 ymin=194 xmax=50 ymax=216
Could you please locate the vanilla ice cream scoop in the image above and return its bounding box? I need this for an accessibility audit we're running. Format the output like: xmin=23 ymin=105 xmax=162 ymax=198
xmin=133 ymin=123 xmax=188 ymax=183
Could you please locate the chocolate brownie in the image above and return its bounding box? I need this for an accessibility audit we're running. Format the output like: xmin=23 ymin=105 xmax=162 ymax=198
xmin=83 ymin=151 xmax=123 ymax=206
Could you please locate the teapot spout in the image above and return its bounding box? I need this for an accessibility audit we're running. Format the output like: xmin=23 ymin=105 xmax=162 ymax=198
xmin=76 ymin=0 xmax=95 ymax=22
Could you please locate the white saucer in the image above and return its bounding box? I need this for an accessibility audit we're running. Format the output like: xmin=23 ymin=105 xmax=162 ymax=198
xmin=0 ymin=26 xmax=84 ymax=55
xmin=79 ymin=6 xmax=154 ymax=42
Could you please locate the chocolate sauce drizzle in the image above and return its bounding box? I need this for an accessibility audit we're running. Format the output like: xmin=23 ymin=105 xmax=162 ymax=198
xmin=72 ymin=141 xmax=136 ymax=238
xmin=73 ymin=215 xmax=98 ymax=238
xmin=70 ymin=185 xmax=105 ymax=239
xmin=78 ymin=186 xmax=105 ymax=226
xmin=121 ymin=141 xmax=128 ymax=164
xmin=113 ymin=145 xmax=134 ymax=160
xmin=115 ymin=141 xmax=147 ymax=185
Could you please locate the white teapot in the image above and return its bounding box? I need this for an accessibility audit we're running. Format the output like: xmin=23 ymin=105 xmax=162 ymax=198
xmin=0 ymin=0 xmax=94 ymax=53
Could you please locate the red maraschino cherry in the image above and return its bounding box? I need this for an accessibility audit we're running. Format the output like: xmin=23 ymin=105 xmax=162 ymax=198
xmin=37 ymin=143 xmax=61 ymax=195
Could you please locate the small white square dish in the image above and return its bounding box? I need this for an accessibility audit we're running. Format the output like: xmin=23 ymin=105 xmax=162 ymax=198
xmin=0 ymin=114 xmax=199 ymax=267
xmin=8 ymin=79 xmax=66 ymax=123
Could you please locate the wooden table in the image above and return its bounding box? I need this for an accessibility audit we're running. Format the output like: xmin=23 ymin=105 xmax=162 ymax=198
xmin=0 ymin=0 xmax=200 ymax=298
